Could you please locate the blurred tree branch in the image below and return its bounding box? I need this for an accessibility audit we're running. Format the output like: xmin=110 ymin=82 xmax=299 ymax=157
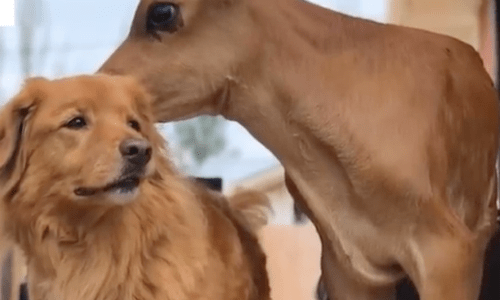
xmin=174 ymin=116 xmax=227 ymax=170
xmin=16 ymin=0 xmax=50 ymax=77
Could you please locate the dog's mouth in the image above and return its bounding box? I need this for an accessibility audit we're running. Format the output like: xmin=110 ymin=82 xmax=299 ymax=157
xmin=74 ymin=176 xmax=141 ymax=197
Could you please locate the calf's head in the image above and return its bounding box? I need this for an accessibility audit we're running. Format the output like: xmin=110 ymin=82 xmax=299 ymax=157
xmin=99 ymin=0 xmax=265 ymax=122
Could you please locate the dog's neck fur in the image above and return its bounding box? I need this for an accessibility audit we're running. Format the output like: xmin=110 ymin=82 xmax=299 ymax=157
xmin=7 ymin=173 xmax=211 ymax=300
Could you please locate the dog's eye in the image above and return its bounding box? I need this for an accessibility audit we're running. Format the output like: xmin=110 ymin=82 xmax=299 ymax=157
xmin=146 ymin=2 xmax=182 ymax=33
xmin=128 ymin=120 xmax=141 ymax=132
xmin=64 ymin=116 xmax=87 ymax=129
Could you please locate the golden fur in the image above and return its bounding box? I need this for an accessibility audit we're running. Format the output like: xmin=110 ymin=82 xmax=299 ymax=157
xmin=0 ymin=74 xmax=270 ymax=300
xmin=99 ymin=0 xmax=500 ymax=299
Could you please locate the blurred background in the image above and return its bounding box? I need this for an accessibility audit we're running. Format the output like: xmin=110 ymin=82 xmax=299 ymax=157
xmin=0 ymin=0 xmax=386 ymax=210
xmin=0 ymin=0 xmax=496 ymax=300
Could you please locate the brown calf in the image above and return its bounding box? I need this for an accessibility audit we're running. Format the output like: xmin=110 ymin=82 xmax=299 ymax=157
xmin=99 ymin=0 xmax=499 ymax=299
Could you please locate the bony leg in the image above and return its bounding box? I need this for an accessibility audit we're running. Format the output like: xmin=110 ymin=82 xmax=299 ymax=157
xmin=320 ymin=246 xmax=398 ymax=300
xmin=405 ymin=233 xmax=485 ymax=300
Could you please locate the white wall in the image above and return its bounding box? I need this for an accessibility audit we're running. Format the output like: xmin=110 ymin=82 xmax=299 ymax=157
xmin=307 ymin=0 xmax=387 ymax=22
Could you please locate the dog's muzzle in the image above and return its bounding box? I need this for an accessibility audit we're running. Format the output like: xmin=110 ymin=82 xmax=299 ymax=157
xmin=120 ymin=138 xmax=152 ymax=170
xmin=74 ymin=138 xmax=152 ymax=198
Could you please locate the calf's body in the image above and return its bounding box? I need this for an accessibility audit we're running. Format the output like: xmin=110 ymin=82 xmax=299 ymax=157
xmin=100 ymin=0 xmax=500 ymax=298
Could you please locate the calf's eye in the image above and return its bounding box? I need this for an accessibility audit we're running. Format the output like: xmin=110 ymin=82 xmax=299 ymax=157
xmin=146 ymin=3 xmax=182 ymax=33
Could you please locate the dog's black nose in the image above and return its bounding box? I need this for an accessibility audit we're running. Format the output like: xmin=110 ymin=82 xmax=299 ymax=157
xmin=120 ymin=139 xmax=152 ymax=166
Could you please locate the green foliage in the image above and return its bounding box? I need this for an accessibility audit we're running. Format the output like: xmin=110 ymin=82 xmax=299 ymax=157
xmin=174 ymin=116 xmax=226 ymax=166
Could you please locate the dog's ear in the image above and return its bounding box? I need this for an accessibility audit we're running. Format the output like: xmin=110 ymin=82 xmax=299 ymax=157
xmin=0 ymin=78 xmax=45 ymax=183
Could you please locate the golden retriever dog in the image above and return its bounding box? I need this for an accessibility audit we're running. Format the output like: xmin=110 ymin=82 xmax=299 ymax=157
xmin=99 ymin=0 xmax=499 ymax=299
xmin=0 ymin=74 xmax=271 ymax=300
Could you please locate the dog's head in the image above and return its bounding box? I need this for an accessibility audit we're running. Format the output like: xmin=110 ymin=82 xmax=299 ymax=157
xmin=99 ymin=0 xmax=263 ymax=122
xmin=0 ymin=75 xmax=164 ymax=206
